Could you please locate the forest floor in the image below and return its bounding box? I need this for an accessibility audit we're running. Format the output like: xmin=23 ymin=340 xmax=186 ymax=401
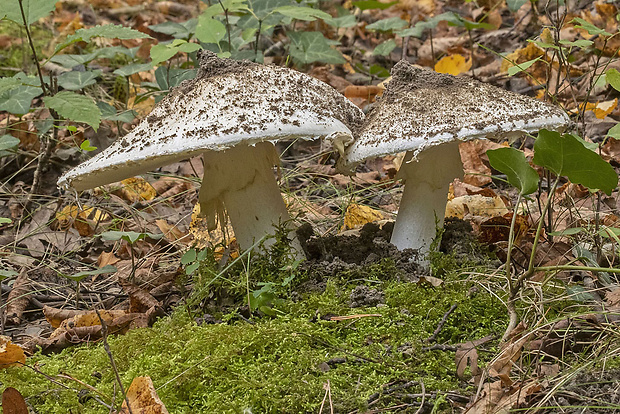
xmin=1 ymin=0 xmax=620 ymax=413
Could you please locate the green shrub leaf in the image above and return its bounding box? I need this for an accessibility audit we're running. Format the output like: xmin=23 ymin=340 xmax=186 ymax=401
xmin=487 ymin=147 xmax=539 ymax=195
xmin=533 ymin=129 xmax=618 ymax=195
xmin=373 ymin=39 xmax=396 ymax=56
xmin=0 ymin=85 xmax=41 ymax=115
xmin=606 ymin=68 xmax=620 ymax=92
xmin=43 ymin=91 xmax=101 ymax=131
xmin=288 ymin=32 xmax=344 ymax=64
xmin=195 ymin=16 xmax=227 ymax=44
xmin=352 ymin=0 xmax=397 ymax=10
xmin=571 ymin=17 xmax=611 ymax=37
xmin=506 ymin=0 xmax=527 ymax=12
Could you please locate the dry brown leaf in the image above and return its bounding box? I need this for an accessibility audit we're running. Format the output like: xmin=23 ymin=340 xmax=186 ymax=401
xmin=121 ymin=376 xmax=169 ymax=414
xmin=459 ymin=140 xmax=504 ymax=187
xmin=97 ymin=251 xmax=120 ymax=268
xmin=582 ymin=99 xmax=618 ymax=119
xmin=606 ymin=287 xmax=620 ymax=307
xmin=488 ymin=333 xmax=532 ymax=386
xmin=478 ymin=213 xmax=529 ymax=245
xmin=455 ymin=335 xmax=493 ymax=382
xmin=434 ymin=54 xmax=472 ymax=76
xmin=341 ymin=203 xmax=384 ymax=231
xmin=49 ymin=309 xmax=128 ymax=338
xmin=5 ymin=270 xmax=31 ymax=326
xmin=418 ymin=275 xmax=443 ymax=287
xmin=2 ymin=387 xmax=28 ymax=414
xmin=0 ymin=336 xmax=26 ymax=368
xmin=155 ymin=219 xmax=187 ymax=242
xmin=465 ymin=379 xmax=538 ymax=414
xmin=43 ymin=306 xmax=84 ymax=328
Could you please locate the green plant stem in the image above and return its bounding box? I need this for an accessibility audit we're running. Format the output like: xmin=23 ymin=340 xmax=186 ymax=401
xmin=505 ymin=193 xmax=523 ymax=282
xmin=254 ymin=19 xmax=262 ymax=60
xmin=218 ymin=0 xmax=232 ymax=53
xmin=528 ymin=178 xmax=559 ymax=273
xmin=534 ymin=265 xmax=620 ymax=273
xmin=18 ymin=0 xmax=47 ymax=96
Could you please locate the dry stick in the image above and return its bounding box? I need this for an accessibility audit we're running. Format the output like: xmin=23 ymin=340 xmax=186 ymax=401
xmin=413 ymin=380 xmax=425 ymax=414
xmin=95 ymin=309 xmax=134 ymax=414
xmin=425 ymin=304 xmax=458 ymax=343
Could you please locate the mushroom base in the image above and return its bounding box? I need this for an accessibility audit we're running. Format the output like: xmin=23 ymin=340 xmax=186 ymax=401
xmin=199 ymin=142 xmax=303 ymax=255
xmin=390 ymin=142 xmax=464 ymax=256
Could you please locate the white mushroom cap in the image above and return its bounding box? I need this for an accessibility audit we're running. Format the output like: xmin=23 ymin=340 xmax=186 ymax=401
xmin=58 ymin=50 xmax=364 ymax=191
xmin=344 ymin=60 xmax=570 ymax=165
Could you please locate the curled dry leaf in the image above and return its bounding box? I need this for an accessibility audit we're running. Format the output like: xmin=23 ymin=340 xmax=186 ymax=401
xmin=5 ymin=270 xmax=32 ymax=326
xmin=455 ymin=335 xmax=494 ymax=383
xmin=459 ymin=140 xmax=503 ymax=187
xmin=116 ymin=177 xmax=157 ymax=203
xmin=341 ymin=203 xmax=384 ymax=232
xmin=0 ymin=336 xmax=26 ymax=368
xmin=445 ymin=195 xmax=509 ymax=220
xmin=489 ymin=332 xmax=533 ymax=387
xmin=121 ymin=376 xmax=169 ymax=414
xmin=465 ymin=379 xmax=540 ymax=414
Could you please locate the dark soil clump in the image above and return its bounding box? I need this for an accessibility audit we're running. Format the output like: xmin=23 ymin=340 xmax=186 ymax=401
xmin=349 ymin=285 xmax=384 ymax=307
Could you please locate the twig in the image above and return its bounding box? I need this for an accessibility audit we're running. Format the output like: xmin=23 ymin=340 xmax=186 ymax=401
xmin=421 ymin=343 xmax=458 ymax=352
xmin=425 ymin=304 xmax=457 ymax=342
xmin=414 ymin=380 xmax=425 ymax=414
xmin=95 ymin=309 xmax=133 ymax=414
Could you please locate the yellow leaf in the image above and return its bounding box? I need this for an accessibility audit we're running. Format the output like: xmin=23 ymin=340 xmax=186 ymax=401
xmin=434 ymin=54 xmax=472 ymax=76
xmin=341 ymin=203 xmax=384 ymax=231
xmin=190 ymin=203 xmax=236 ymax=249
xmin=583 ymin=98 xmax=618 ymax=119
xmin=0 ymin=336 xmax=26 ymax=368
xmin=119 ymin=177 xmax=157 ymax=202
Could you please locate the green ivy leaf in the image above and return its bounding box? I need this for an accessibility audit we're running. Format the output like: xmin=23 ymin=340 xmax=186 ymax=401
xmin=373 ymin=39 xmax=396 ymax=56
xmin=55 ymin=24 xmax=152 ymax=54
xmin=558 ymin=39 xmax=593 ymax=48
xmin=366 ymin=17 xmax=408 ymax=32
xmin=487 ymin=147 xmax=539 ymax=195
xmin=288 ymin=32 xmax=344 ymax=64
xmin=96 ymin=101 xmax=137 ymax=123
xmin=0 ymin=135 xmax=20 ymax=152
xmin=507 ymin=57 xmax=541 ymax=77
xmin=195 ymin=16 xmax=227 ymax=44
xmin=0 ymin=77 xmax=23 ymax=94
xmin=113 ymin=63 xmax=153 ymax=77
xmin=571 ymin=17 xmax=611 ymax=37
xmin=506 ymin=0 xmax=527 ymax=12
xmin=0 ymin=85 xmax=40 ymax=114
xmin=533 ymin=129 xmax=618 ymax=195
xmin=273 ymin=6 xmax=331 ymax=21
xmin=149 ymin=20 xmax=196 ymax=39
xmin=57 ymin=70 xmax=102 ymax=91
xmin=324 ymin=14 xmax=357 ymax=28
xmin=43 ymin=91 xmax=101 ymax=131
xmin=352 ymin=0 xmax=397 ymax=10
xmin=0 ymin=0 xmax=57 ymax=25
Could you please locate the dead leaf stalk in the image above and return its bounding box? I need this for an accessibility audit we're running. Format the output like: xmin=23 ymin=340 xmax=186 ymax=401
xmin=425 ymin=303 xmax=458 ymax=343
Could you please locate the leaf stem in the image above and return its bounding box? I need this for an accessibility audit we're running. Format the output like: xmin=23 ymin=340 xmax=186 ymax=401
xmin=18 ymin=0 xmax=48 ymax=96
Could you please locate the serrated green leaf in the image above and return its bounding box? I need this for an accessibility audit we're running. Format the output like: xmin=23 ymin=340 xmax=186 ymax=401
xmin=288 ymin=32 xmax=344 ymax=64
xmin=352 ymin=0 xmax=397 ymax=10
xmin=566 ymin=285 xmax=598 ymax=303
xmin=55 ymin=24 xmax=151 ymax=54
xmin=57 ymin=70 xmax=102 ymax=91
xmin=113 ymin=63 xmax=153 ymax=77
xmin=373 ymin=39 xmax=396 ymax=56
xmin=571 ymin=17 xmax=611 ymax=37
xmin=43 ymin=91 xmax=101 ymax=131
xmin=366 ymin=17 xmax=408 ymax=32
xmin=273 ymin=6 xmax=331 ymax=21
xmin=96 ymin=101 xmax=137 ymax=123
xmin=487 ymin=147 xmax=539 ymax=195
xmin=506 ymin=0 xmax=527 ymax=12
xmin=0 ymin=0 xmax=56 ymax=25
xmin=195 ymin=16 xmax=227 ymax=44
xmin=149 ymin=20 xmax=195 ymax=39
xmin=507 ymin=57 xmax=541 ymax=77
xmin=533 ymin=129 xmax=618 ymax=195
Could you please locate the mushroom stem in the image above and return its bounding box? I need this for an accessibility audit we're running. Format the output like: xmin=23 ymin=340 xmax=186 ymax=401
xmin=200 ymin=142 xmax=303 ymax=255
xmin=390 ymin=142 xmax=464 ymax=255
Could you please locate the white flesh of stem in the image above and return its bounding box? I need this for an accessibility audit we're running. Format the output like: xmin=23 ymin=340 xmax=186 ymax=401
xmin=390 ymin=142 xmax=464 ymax=255
xmin=199 ymin=142 xmax=302 ymax=255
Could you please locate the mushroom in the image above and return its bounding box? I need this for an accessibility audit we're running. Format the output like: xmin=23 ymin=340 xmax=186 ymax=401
xmin=58 ymin=50 xmax=363 ymax=253
xmin=341 ymin=60 xmax=570 ymax=255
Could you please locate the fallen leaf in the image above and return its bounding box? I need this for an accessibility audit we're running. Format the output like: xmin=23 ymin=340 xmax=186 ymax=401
xmin=121 ymin=376 xmax=169 ymax=414
xmin=2 ymin=387 xmax=28 ymax=414
xmin=97 ymin=251 xmax=120 ymax=268
xmin=5 ymin=270 xmax=31 ymax=325
xmin=488 ymin=333 xmax=533 ymax=386
xmin=341 ymin=203 xmax=384 ymax=231
xmin=0 ymin=337 xmax=26 ymax=368
xmin=582 ymin=99 xmax=618 ymax=119
xmin=445 ymin=195 xmax=509 ymax=219
xmin=117 ymin=177 xmax=157 ymax=202
xmin=435 ymin=54 xmax=472 ymax=76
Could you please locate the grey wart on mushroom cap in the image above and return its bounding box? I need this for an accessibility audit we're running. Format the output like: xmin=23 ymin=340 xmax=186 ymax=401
xmin=342 ymin=60 xmax=570 ymax=256
xmin=58 ymin=50 xmax=364 ymax=253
